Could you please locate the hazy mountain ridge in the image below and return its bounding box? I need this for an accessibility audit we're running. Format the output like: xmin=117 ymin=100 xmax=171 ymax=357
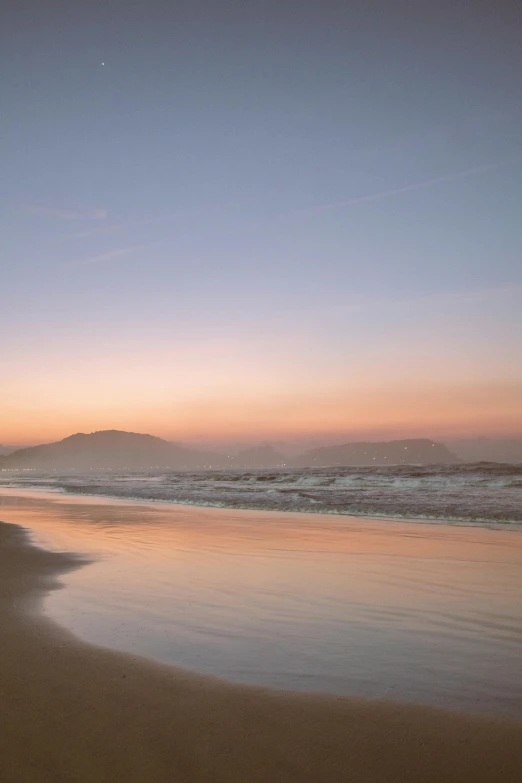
xmin=0 ymin=443 xmax=19 ymax=462
xmin=1 ymin=430 xmax=462 ymax=470
xmin=232 ymin=444 xmax=287 ymax=469
xmin=293 ymin=439 xmax=458 ymax=467
xmin=445 ymin=438 xmax=522 ymax=464
xmin=2 ymin=430 xmax=227 ymax=471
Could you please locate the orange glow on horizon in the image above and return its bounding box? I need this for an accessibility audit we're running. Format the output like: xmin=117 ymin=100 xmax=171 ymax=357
xmin=3 ymin=379 xmax=521 ymax=446
xmin=3 ymin=303 xmax=521 ymax=447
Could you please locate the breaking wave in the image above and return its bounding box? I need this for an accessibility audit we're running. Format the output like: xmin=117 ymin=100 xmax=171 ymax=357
xmin=2 ymin=462 xmax=522 ymax=527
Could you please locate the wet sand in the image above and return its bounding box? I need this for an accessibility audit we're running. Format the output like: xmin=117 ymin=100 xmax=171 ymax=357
xmin=2 ymin=488 xmax=522 ymax=715
xmin=1 ymin=521 xmax=522 ymax=782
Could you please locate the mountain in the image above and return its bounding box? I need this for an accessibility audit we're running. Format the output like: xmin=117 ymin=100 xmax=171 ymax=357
xmin=292 ymin=439 xmax=459 ymax=467
xmin=3 ymin=430 xmax=228 ymax=471
xmin=232 ymin=444 xmax=287 ymax=469
xmin=445 ymin=437 xmax=522 ymax=464
xmin=1 ymin=431 xmax=461 ymax=472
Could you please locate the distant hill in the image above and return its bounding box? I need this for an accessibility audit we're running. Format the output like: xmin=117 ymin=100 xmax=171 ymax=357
xmin=292 ymin=439 xmax=459 ymax=467
xmin=1 ymin=431 xmax=462 ymax=473
xmin=3 ymin=430 xmax=227 ymax=471
xmin=445 ymin=438 xmax=522 ymax=464
xmin=232 ymin=444 xmax=287 ymax=469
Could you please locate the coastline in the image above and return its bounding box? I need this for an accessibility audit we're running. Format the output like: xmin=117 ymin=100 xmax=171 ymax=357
xmin=1 ymin=480 xmax=521 ymax=529
xmin=3 ymin=459 xmax=522 ymax=530
xmin=1 ymin=520 xmax=522 ymax=782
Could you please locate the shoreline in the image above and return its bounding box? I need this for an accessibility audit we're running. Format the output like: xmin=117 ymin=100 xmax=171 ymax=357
xmin=1 ymin=482 xmax=521 ymax=530
xmin=1 ymin=520 xmax=522 ymax=781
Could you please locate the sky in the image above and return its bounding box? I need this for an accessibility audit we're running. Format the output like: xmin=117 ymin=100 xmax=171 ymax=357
xmin=1 ymin=0 xmax=522 ymax=447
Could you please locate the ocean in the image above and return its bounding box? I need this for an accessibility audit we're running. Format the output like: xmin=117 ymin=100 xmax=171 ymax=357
xmin=1 ymin=461 xmax=521 ymax=526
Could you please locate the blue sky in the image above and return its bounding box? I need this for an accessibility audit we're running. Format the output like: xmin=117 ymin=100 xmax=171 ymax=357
xmin=1 ymin=0 xmax=521 ymax=444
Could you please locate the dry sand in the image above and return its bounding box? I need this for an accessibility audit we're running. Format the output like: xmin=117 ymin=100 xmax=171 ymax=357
xmin=1 ymin=521 xmax=522 ymax=783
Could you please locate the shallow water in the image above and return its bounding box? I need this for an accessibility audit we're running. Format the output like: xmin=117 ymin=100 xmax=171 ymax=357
xmin=1 ymin=488 xmax=521 ymax=718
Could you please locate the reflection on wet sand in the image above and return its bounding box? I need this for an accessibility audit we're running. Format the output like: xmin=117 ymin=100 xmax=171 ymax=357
xmin=1 ymin=488 xmax=521 ymax=717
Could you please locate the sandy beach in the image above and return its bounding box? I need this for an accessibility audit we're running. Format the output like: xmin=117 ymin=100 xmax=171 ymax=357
xmin=1 ymin=520 xmax=522 ymax=782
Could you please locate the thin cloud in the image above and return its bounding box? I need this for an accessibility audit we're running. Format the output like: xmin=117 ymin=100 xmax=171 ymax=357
xmin=28 ymin=205 xmax=108 ymax=220
xmin=308 ymin=284 xmax=522 ymax=319
xmin=59 ymin=202 xmax=241 ymax=242
xmin=295 ymin=157 xmax=522 ymax=215
xmin=60 ymin=224 xmax=122 ymax=242
xmin=370 ymin=283 xmax=522 ymax=312
xmin=64 ymin=245 xmax=146 ymax=269
xmin=59 ymin=216 xmax=157 ymax=242
xmin=427 ymin=283 xmax=522 ymax=306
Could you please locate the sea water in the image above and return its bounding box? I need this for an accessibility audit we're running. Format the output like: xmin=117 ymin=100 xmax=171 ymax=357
xmin=2 ymin=462 xmax=521 ymax=525
xmin=0 ymin=487 xmax=521 ymax=718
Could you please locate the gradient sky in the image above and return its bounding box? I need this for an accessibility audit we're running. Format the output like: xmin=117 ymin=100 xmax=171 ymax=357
xmin=2 ymin=0 xmax=522 ymax=446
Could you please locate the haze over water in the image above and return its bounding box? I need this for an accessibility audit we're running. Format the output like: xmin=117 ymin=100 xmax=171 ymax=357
xmin=2 ymin=489 xmax=521 ymax=719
